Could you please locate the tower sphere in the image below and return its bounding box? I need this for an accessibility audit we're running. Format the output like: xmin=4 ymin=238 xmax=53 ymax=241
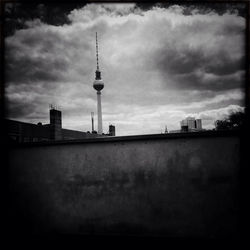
xmin=93 ymin=79 xmax=104 ymax=91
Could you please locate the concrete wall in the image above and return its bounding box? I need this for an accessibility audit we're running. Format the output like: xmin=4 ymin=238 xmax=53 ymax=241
xmin=8 ymin=132 xmax=240 ymax=238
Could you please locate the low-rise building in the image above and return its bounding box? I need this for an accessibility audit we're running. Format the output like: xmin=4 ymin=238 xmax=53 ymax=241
xmin=6 ymin=107 xmax=115 ymax=143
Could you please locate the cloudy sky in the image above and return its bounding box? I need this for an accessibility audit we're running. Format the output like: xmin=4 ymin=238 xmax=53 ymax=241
xmin=4 ymin=2 xmax=246 ymax=136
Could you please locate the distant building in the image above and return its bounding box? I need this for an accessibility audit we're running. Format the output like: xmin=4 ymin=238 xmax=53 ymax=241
xmin=6 ymin=107 xmax=114 ymax=143
xmin=180 ymin=117 xmax=203 ymax=132
xmin=169 ymin=117 xmax=203 ymax=133
xmin=195 ymin=119 xmax=202 ymax=130
xmin=109 ymin=124 xmax=116 ymax=136
xmin=180 ymin=116 xmax=195 ymax=129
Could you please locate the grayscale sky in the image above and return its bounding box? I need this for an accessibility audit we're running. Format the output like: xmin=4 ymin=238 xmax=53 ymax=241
xmin=5 ymin=2 xmax=246 ymax=135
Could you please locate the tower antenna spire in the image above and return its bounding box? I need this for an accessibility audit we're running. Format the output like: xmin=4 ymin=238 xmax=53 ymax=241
xmin=96 ymin=32 xmax=99 ymax=71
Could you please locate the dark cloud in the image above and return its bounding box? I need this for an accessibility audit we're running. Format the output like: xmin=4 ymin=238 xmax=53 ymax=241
xmin=5 ymin=50 xmax=68 ymax=84
xmin=5 ymin=91 xmax=48 ymax=121
xmin=204 ymin=56 xmax=245 ymax=76
xmin=155 ymin=45 xmax=205 ymax=75
xmin=5 ymin=24 xmax=93 ymax=85
xmin=5 ymin=101 xmax=34 ymax=119
xmin=4 ymin=2 xmax=87 ymax=37
xmin=145 ymin=12 xmax=245 ymax=91
xmin=155 ymin=2 xmax=246 ymax=17
xmin=171 ymin=70 xmax=245 ymax=91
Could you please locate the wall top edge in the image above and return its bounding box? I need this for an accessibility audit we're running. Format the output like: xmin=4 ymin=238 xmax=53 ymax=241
xmin=6 ymin=129 xmax=242 ymax=148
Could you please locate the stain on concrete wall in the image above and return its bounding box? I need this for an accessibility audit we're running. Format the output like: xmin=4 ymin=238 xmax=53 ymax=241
xmin=8 ymin=135 xmax=240 ymax=238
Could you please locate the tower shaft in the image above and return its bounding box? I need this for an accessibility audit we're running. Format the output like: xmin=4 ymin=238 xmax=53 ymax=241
xmin=97 ymin=91 xmax=103 ymax=134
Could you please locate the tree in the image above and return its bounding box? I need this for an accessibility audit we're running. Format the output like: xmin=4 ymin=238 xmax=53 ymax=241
xmin=215 ymin=110 xmax=245 ymax=130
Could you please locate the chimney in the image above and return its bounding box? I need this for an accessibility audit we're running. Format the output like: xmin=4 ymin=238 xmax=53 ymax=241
xmin=91 ymin=112 xmax=94 ymax=132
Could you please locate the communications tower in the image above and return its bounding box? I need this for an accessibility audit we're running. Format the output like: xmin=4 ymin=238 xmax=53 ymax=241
xmin=93 ymin=32 xmax=104 ymax=135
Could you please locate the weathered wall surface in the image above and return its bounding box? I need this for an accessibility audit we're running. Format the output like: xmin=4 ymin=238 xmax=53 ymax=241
xmin=8 ymin=133 xmax=240 ymax=238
